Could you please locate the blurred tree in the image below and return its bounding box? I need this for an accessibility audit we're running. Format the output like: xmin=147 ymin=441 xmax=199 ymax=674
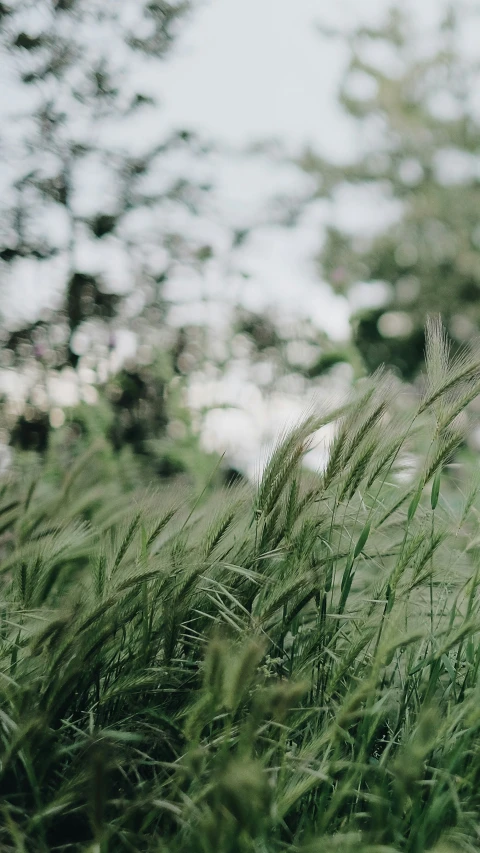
xmin=0 ymin=0 xmax=391 ymax=465
xmin=301 ymin=2 xmax=480 ymax=378
xmin=0 ymin=0 xmax=219 ymax=449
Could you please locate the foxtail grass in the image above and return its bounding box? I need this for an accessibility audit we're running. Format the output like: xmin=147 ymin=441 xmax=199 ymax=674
xmin=1 ymin=319 xmax=480 ymax=851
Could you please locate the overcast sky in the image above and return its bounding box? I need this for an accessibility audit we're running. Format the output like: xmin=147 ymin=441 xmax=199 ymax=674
xmin=157 ymin=0 xmax=375 ymax=342
xmin=161 ymin=0 xmax=355 ymax=154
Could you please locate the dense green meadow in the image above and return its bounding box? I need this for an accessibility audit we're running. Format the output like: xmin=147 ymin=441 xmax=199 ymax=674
xmin=2 ymin=320 xmax=480 ymax=852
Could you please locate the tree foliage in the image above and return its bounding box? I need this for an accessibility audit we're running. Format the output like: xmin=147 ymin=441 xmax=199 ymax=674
xmin=302 ymin=3 xmax=480 ymax=378
xmin=0 ymin=0 xmax=217 ymax=359
xmin=0 ymin=0 xmax=223 ymax=449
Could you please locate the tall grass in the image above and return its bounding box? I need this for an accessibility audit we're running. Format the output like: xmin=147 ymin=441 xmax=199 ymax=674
xmin=1 ymin=318 xmax=480 ymax=851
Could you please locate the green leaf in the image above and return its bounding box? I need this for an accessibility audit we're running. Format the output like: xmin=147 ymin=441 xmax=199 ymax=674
xmin=431 ymin=467 xmax=441 ymax=511
xmin=354 ymin=521 xmax=371 ymax=558
xmin=407 ymin=480 xmax=424 ymax=523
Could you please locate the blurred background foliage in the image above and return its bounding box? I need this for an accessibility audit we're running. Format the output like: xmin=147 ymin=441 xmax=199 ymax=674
xmin=0 ymin=0 xmax=220 ymax=464
xmin=1 ymin=1 xmax=480 ymax=472
xmin=301 ymin=3 xmax=480 ymax=379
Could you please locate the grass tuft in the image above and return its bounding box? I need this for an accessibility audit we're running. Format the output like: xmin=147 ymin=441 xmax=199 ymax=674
xmin=1 ymin=319 xmax=480 ymax=851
